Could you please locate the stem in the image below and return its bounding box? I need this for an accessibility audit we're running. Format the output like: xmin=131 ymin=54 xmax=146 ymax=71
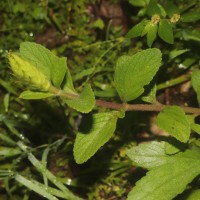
xmin=157 ymin=74 xmax=191 ymax=90
xmin=96 ymin=99 xmax=200 ymax=114
xmin=51 ymin=87 xmax=200 ymax=115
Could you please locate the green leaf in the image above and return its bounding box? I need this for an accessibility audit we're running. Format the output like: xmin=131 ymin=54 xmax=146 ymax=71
xmin=182 ymin=29 xmax=200 ymax=42
xmin=147 ymin=0 xmax=162 ymax=16
xmin=19 ymin=90 xmax=54 ymax=99
xmin=191 ymin=123 xmax=200 ymax=135
xmin=65 ymin=84 xmax=95 ymax=113
xmin=169 ymin=49 xmax=189 ymax=60
xmin=156 ymin=106 xmax=190 ymax=142
xmin=181 ymin=12 xmax=200 ymax=22
xmin=15 ymin=175 xmax=59 ymax=200
xmin=127 ymin=149 xmax=200 ymax=200
xmin=62 ymin=68 xmax=76 ymax=94
xmin=187 ymin=190 xmax=200 ymax=200
xmin=158 ymin=20 xmax=174 ymax=44
xmin=114 ymin=48 xmax=162 ymax=102
xmin=164 ymin=2 xmax=180 ymax=17
xmin=127 ymin=141 xmax=170 ymax=169
xmin=147 ymin=24 xmax=158 ymax=47
xmin=126 ymin=20 xmax=149 ymax=38
xmin=20 ymin=42 xmax=67 ymax=87
xmin=74 ymin=112 xmax=118 ymax=164
xmin=191 ymin=70 xmax=200 ymax=103
xmin=128 ymin=0 xmax=148 ymax=7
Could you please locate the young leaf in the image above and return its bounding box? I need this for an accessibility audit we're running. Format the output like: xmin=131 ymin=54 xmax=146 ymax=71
xmin=20 ymin=42 xmax=67 ymax=88
xmin=156 ymin=106 xmax=190 ymax=143
xmin=126 ymin=20 xmax=149 ymax=38
xmin=114 ymin=48 xmax=162 ymax=102
xmin=19 ymin=91 xmax=54 ymax=99
xmin=127 ymin=149 xmax=200 ymax=200
xmin=64 ymin=84 xmax=95 ymax=113
xmin=147 ymin=0 xmax=162 ymax=16
xmin=158 ymin=20 xmax=174 ymax=44
xmin=74 ymin=112 xmax=118 ymax=164
xmin=191 ymin=70 xmax=200 ymax=103
xmin=127 ymin=141 xmax=171 ymax=169
xmin=147 ymin=24 xmax=158 ymax=47
xmin=164 ymin=2 xmax=180 ymax=17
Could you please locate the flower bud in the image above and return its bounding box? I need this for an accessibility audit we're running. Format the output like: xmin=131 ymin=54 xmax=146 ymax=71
xmin=8 ymin=53 xmax=51 ymax=91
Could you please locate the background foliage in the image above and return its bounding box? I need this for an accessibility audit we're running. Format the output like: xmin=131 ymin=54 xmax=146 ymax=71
xmin=0 ymin=0 xmax=200 ymax=199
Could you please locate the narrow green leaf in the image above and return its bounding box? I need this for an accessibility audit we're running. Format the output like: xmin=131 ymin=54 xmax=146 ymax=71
xmin=169 ymin=49 xmax=189 ymax=60
xmin=0 ymin=147 xmax=21 ymax=157
xmin=15 ymin=174 xmax=58 ymax=200
xmin=126 ymin=20 xmax=149 ymax=38
xmin=17 ymin=141 xmax=82 ymax=200
xmin=114 ymin=48 xmax=162 ymax=102
xmin=147 ymin=24 xmax=158 ymax=47
xmin=181 ymin=12 xmax=200 ymax=22
xmin=65 ymin=84 xmax=95 ymax=113
xmin=191 ymin=70 xmax=200 ymax=103
xmin=74 ymin=112 xmax=118 ymax=164
xmin=156 ymin=106 xmax=190 ymax=142
xmin=3 ymin=93 xmax=9 ymax=112
xmin=19 ymin=90 xmax=54 ymax=99
xmin=20 ymin=42 xmax=67 ymax=87
xmin=158 ymin=20 xmax=174 ymax=44
xmin=127 ymin=149 xmax=200 ymax=200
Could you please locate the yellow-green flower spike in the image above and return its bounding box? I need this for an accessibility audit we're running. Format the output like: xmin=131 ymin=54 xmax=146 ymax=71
xmin=8 ymin=53 xmax=51 ymax=91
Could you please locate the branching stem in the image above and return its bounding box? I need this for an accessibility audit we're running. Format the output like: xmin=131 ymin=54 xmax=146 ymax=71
xmin=50 ymin=86 xmax=200 ymax=115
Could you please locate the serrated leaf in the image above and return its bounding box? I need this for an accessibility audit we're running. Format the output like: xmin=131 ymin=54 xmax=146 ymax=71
xmin=127 ymin=141 xmax=170 ymax=169
xmin=156 ymin=106 xmax=190 ymax=142
xmin=147 ymin=24 xmax=158 ymax=47
xmin=181 ymin=12 xmax=200 ymax=22
xmin=126 ymin=20 xmax=149 ymax=38
xmin=127 ymin=148 xmax=200 ymax=200
xmin=74 ymin=112 xmax=118 ymax=164
xmin=65 ymin=84 xmax=95 ymax=113
xmin=114 ymin=48 xmax=162 ymax=102
xmin=127 ymin=149 xmax=200 ymax=200
xmin=158 ymin=20 xmax=174 ymax=44
xmin=19 ymin=90 xmax=54 ymax=99
xmin=20 ymin=42 xmax=67 ymax=87
xmin=191 ymin=70 xmax=200 ymax=103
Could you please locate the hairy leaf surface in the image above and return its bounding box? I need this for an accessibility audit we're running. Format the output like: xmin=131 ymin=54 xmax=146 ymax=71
xmin=20 ymin=42 xmax=67 ymax=88
xmin=114 ymin=49 xmax=162 ymax=102
xmin=127 ymin=141 xmax=171 ymax=169
xmin=127 ymin=147 xmax=200 ymax=200
xmin=74 ymin=112 xmax=118 ymax=164
xmin=65 ymin=84 xmax=95 ymax=113
xmin=156 ymin=106 xmax=190 ymax=142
